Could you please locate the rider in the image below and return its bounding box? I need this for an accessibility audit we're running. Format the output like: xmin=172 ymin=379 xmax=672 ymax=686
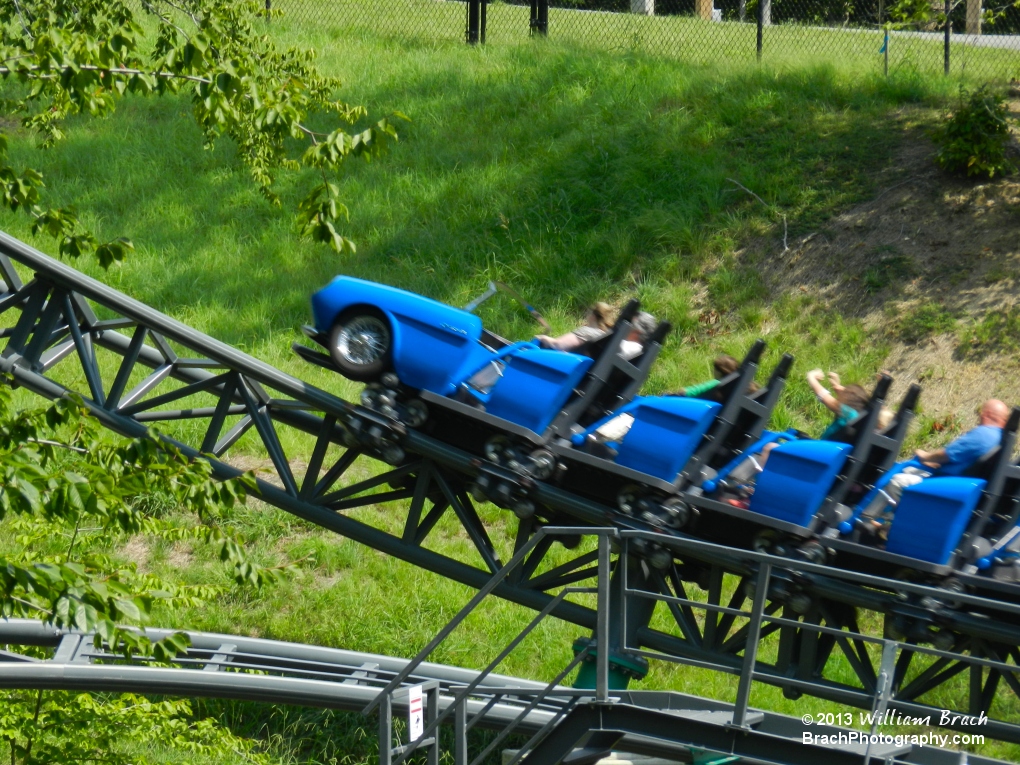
xmin=537 ymin=307 xmax=656 ymax=362
xmin=863 ymin=399 xmax=1009 ymax=527
xmin=534 ymin=303 xmax=616 ymax=351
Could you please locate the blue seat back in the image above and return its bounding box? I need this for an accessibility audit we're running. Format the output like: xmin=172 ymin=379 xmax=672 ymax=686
xmin=485 ymin=350 xmax=593 ymax=435
xmin=886 ymin=477 xmax=986 ymax=565
xmin=749 ymin=440 xmax=852 ymax=527
xmin=614 ymin=397 xmax=722 ymax=481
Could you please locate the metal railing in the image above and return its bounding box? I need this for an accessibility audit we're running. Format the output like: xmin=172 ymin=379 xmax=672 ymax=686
xmin=618 ymin=528 xmax=1020 ymax=744
xmin=363 ymin=526 xmax=616 ymax=765
xmin=363 ymin=524 xmax=1020 ymax=763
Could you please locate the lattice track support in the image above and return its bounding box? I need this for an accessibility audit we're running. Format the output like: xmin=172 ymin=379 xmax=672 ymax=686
xmin=0 ymin=233 xmax=606 ymax=635
xmin=634 ymin=553 xmax=1020 ymax=743
xmin=1 ymin=231 xmax=1020 ymax=744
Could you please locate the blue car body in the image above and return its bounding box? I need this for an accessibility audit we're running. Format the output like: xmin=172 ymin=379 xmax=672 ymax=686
xmin=311 ymin=276 xmax=502 ymax=396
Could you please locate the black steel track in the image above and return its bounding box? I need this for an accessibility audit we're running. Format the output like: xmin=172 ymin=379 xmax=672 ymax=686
xmin=0 ymin=230 xmax=1017 ymax=742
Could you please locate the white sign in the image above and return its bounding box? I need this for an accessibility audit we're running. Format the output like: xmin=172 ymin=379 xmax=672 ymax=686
xmin=408 ymin=685 xmax=424 ymax=741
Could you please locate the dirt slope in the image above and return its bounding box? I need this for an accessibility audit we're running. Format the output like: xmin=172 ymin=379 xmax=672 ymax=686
xmin=761 ymin=102 xmax=1020 ymax=423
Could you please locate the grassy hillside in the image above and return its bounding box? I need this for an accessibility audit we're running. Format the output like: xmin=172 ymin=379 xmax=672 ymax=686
xmin=1 ymin=12 xmax=1018 ymax=765
xmin=1 ymin=23 xmax=955 ymax=426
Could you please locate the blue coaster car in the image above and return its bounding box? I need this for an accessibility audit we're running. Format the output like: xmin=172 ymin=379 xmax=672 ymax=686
xmin=295 ymin=277 xmax=672 ymax=482
xmin=536 ymin=342 xmax=793 ymax=531
xmin=683 ymin=377 xmax=920 ymax=557
xmin=826 ymin=408 xmax=1020 ymax=582
xmin=299 ymin=275 xmax=524 ymax=392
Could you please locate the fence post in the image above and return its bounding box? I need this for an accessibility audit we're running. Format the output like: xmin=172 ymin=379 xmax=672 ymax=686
xmin=944 ymin=0 xmax=951 ymax=74
xmin=756 ymin=0 xmax=765 ymax=61
xmin=531 ymin=0 xmax=548 ymax=35
xmin=467 ymin=0 xmax=481 ymax=44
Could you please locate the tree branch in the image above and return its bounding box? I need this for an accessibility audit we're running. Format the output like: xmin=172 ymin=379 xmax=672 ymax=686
xmin=0 ymin=63 xmax=213 ymax=86
xmin=139 ymin=0 xmax=192 ymax=41
xmin=152 ymin=0 xmax=202 ymax=27
xmin=8 ymin=595 xmax=52 ymax=615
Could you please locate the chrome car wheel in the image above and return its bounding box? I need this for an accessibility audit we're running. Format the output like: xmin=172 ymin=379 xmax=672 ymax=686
xmin=336 ymin=315 xmax=390 ymax=367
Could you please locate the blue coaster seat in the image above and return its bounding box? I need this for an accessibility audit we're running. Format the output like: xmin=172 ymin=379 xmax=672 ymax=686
xmin=612 ymin=397 xmax=722 ymax=482
xmin=885 ymin=477 xmax=987 ymax=565
xmin=748 ymin=440 xmax=853 ymax=527
xmin=484 ymin=349 xmax=594 ymax=435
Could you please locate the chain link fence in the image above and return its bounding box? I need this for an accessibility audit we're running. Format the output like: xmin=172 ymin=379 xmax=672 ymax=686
xmin=270 ymin=0 xmax=1020 ymax=80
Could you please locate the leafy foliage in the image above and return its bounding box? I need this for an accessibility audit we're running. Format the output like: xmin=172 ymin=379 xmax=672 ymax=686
xmin=0 ymin=384 xmax=289 ymax=634
xmin=0 ymin=2 xmax=383 ymax=759
xmin=0 ymin=378 xmax=304 ymax=763
xmin=1 ymin=692 xmax=278 ymax=765
xmin=0 ymin=0 xmax=403 ymax=257
xmin=934 ymin=86 xmax=1016 ymax=179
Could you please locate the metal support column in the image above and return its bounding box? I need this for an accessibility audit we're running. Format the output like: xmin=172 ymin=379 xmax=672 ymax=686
xmin=455 ymin=701 xmax=468 ymax=765
xmin=732 ymin=562 xmax=772 ymax=729
xmin=596 ymin=534 xmax=611 ymax=702
xmin=379 ymin=693 xmax=393 ymax=765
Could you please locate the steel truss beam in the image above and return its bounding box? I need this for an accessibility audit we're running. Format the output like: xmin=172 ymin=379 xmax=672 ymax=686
xmin=0 ymin=231 xmax=1018 ymax=743
xmin=622 ymin=534 xmax=1020 ymax=744
xmin=0 ymin=232 xmax=603 ymax=630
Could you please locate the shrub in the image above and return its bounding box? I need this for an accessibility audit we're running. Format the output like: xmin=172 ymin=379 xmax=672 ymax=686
xmin=934 ymin=86 xmax=1016 ymax=179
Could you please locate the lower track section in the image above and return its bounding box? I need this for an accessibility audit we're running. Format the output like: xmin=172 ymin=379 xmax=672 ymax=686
xmin=0 ymin=618 xmax=1010 ymax=765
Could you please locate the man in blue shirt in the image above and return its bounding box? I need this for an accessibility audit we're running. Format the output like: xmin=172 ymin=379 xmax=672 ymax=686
xmin=914 ymin=399 xmax=1008 ymax=475
xmin=872 ymin=400 xmax=1010 ymax=521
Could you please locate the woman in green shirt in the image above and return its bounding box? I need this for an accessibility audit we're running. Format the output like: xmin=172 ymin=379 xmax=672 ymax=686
xmin=679 ymin=354 xmax=740 ymax=401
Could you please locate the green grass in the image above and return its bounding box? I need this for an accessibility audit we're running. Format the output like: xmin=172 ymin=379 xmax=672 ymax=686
xmin=2 ymin=19 xmax=941 ymax=431
xmin=897 ymin=301 xmax=958 ymax=342
xmin=958 ymin=305 xmax=1020 ymax=358
xmin=862 ymin=250 xmax=915 ymax=293
xmin=2 ymin=8 xmax=1018 ymax=765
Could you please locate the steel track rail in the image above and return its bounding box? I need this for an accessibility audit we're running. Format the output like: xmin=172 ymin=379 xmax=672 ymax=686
xmin=3 ymin=620 xmax=1013 ymax=765
xmin=0 ymin=619 xmax=560 ymax=731
xmin=0 ymin=230 xmax=1018 ymax=739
